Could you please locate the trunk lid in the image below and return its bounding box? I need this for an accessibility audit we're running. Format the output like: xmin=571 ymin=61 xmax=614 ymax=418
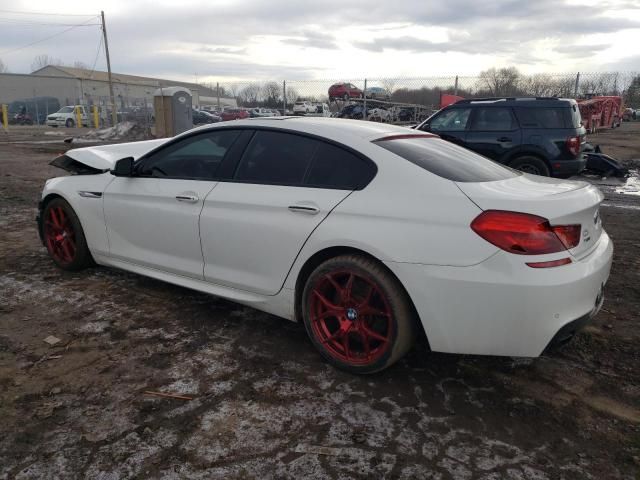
xmin=457 ymin=174 xmax=604 ymax=259
xmin=63 ymin=138 xmax=170 ymax=171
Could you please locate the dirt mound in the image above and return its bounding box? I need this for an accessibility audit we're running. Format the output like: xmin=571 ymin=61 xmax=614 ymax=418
xmin=66 ymin=121 xmax=153 ymax=144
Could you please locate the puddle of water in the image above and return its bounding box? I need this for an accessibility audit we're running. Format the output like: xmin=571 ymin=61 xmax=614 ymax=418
xmin=614 ymin=169 xmax=640 ymax=196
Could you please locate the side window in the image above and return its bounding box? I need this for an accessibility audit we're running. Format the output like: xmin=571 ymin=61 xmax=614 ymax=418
xmin=515 ymin=107 xmax=567 ymax=128
xmin=470 ymin=107 xmax=515 ymax=131
xmin=429 ymin=108 xmax=471 ymax=132
xmin=234 ymin=131 xmax=318 ymax=185
xmin=305 ymin=142 xmax=375 ymax=189
xmin=138 ymin=130 xmax=240 ymax=180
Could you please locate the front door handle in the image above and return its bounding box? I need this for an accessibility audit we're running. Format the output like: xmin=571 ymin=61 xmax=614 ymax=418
xmin=176 ymin=194 xmax=199 ymax=203
xmin=288 ymin=205 xmax=319 ymax=215
xmin=497 ymin=137 xmax=512 ymax=142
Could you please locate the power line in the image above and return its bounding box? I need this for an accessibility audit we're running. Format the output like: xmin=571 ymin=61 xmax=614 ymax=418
xmin=88 ymin=34 xmax=105 ymax=77
xmin=0 ymin=18 xmax=100 ymax=26
xmin=0 ymin=17 xmax=100 ymax=56
xmin=0 ymin=9 xmax=97 ymax=17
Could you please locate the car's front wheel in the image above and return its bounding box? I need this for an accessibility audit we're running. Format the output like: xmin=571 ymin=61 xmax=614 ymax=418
xmin=43 ymin=198 xmax=94 ymax=270
xmin=302 ymin=254 xmax=416 ymax=374
xmin=65 ymin=118 xmax=75 ymax=128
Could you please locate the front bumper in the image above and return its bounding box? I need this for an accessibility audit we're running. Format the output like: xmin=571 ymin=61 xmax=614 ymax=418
xmin=385 ymin=231 xmax=613 ymax=357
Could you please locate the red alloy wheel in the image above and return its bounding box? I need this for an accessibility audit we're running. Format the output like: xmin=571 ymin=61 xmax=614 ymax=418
xmin=309 ymin=270 xmax=394 ymax=366
xmin=44 ymin=206 xmax=77 ymax=265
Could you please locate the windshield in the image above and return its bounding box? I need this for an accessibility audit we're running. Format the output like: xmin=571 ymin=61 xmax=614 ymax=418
xmin=58 ymin=107 xmax=74 ymax=113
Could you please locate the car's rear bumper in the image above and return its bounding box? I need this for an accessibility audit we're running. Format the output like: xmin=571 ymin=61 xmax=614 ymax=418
xmin=385 ymin=231 xmax=613 ymax=357
xmin=551 ymin=156 xmax=587 ymax=177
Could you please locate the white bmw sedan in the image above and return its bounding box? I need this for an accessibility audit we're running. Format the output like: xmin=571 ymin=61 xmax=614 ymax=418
xmin=38 ymin=117 xmax=612 ymax=373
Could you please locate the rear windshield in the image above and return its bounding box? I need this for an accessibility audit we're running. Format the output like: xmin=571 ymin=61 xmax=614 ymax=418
xmin=374 ymin=137 xmax=519 ymax=182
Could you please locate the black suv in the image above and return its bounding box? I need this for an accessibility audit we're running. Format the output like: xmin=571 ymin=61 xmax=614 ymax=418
xmin=416 ymin=98 xmax=586 ymax=177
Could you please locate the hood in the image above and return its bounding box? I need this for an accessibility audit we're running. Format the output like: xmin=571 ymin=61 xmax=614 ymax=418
xmin=63 ymin=138 xmax=171 ymax=171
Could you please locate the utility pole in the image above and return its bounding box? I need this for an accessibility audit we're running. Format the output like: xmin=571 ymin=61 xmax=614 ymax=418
xmin=101 ymin=11 xmax=117 ymax=126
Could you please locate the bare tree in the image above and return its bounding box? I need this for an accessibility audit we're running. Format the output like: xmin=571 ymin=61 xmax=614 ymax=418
xmin=624 ymin=75 xmax=640 ymax=107
xmin=285 ymin=86 xmax=299 ymax=105
xmin=478 ymin=67 xmax=522 ymax=96
xmin=261 ymin=81 xmax=281 ymax=107
xmin=31 ymin=54 xmax=63 ymax=72
xmin=228 ymin=83 xmax=240 ymax=99
xmin=380 ymin=78 xmax=397 ymax=95
xmin=73 ymin=61 xmax=88 ymax=70
xmin=0 ymin=58 xmax=8 ymax=73
xmin=238 ymin=83 xmax=261 ymax=106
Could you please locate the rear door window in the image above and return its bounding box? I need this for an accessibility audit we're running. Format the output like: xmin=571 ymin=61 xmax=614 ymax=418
xmin=470 ymin=107 xmax=516 ymax=131
xmin=374 ymin=136 xmax=519 ymax=182
xmin=305 ymin=142 xmax=375 ymax=189
xmin=234 ymin=130 xmax=318 ymax=185
xmin=429 ymin=108 xmax=471 ymax=132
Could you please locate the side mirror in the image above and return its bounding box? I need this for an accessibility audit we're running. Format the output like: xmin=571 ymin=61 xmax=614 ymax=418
xmin=111 ymin=157 xmax=134 ymax=177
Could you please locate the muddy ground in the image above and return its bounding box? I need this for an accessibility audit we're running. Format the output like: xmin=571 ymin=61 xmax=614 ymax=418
xmin=0 ymin=124 xmax=639 ymax=479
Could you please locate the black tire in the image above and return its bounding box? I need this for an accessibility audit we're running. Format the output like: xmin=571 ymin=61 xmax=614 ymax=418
xmin=42 ymin=198 xmax=94 ymax=271
xmin=301 ymin=254 xmax=417 ymax=374
xmin=65 ymin=118 xmax=75 ymax=128
xmin=343 ymin=93 xmax=349 ymax=101
xmin=509 ymin=156 xmax=550 ymax=176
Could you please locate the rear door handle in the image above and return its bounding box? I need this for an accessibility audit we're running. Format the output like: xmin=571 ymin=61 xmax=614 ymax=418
xmin=497 ymin=137 xmax=512 ymax=142
xmin=176 ymin=194 xmax=199 ymax=203
xmin=288 ymin=205 xmax=319 ymax=215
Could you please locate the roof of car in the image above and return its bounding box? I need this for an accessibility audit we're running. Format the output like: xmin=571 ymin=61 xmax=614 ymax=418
xmin=195 ymin=117 xmax=419 ymax=141
xmin=451 ymin=97 xmax=576 ymax=107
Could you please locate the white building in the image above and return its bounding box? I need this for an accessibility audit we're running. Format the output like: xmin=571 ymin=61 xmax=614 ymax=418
xmin=0 ymin=65 xmax=236 ymax=111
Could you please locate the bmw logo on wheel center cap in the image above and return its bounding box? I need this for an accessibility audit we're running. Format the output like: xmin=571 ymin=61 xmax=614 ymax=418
xmin=346 ymin=308 xmax=358 ymax=321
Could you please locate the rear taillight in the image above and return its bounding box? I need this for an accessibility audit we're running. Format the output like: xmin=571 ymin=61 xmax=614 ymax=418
xmin=566 ymin=135 xmax=581 ymax=157
xmin=470 ymin=210 xmax=581 ymax=255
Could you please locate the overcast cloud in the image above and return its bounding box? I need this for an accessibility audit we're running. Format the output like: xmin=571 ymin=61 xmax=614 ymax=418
xmin=0 ymin=0 xmax=638 ymax=82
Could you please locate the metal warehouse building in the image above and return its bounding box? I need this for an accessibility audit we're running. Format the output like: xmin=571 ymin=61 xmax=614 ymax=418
xmin=0 ymin=65 xmax=236 ymax=111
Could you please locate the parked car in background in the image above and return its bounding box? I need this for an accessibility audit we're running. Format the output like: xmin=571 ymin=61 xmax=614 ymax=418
xmin=306 ymin=103 xmax=332 ymax=117
xmin=193 ymin=109 xmax=220 ymax=124
xmin=9 ymin=97 xmax=60 ymax=125
xmin=417 ymin=97 xmax=587 ymax=177
xmin=365 ymin=87 xmax=391 ymax=100
xmin=329 ymin=83 xmax=363 ymax=101
xmin=367 ymin=107 xmax=391 ymax=122
xmin=293 ymin=101 xmax=315 ymax=115
xmin=46 ymin=105 xmax=89 ymax=128
xmin=622 ymin=107 xmax=635 ymax=121
xmin=38 ymin=118 xmax=612 ymax=373
xmin=249 ymin=108 xmax=277 ymax=118
xmin=203 ymin=111 xmax=221 ymax=122
xmin=220 ymin=108 xmax=249 ymax=121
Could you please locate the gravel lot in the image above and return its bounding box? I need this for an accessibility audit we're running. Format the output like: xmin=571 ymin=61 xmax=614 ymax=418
xmin=1 ymin=124 xmax=639 ymax=479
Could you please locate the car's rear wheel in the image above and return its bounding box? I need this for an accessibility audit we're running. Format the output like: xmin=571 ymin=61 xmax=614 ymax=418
xmin=302 ymin=254 xmax=416 ymax=374
xmin=510 ymin=156 xmax=550 ymax=176
xmin=65 ymin=118 xmax=75 ymax=128
xmin=342 ymin=93 xmax=349 ymax=101
xmin=43 ymin=198 xmax=94 ymax=270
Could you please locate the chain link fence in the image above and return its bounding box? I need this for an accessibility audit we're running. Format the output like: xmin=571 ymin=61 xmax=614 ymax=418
xmin=2 ymin=71 xmax=638 ymax=129
xmin=214 ymin=71 xmax=639 ymax=124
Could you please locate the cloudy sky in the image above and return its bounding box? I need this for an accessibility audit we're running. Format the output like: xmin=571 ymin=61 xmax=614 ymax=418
xmin=0 ymin=0 xmax=639 ymax=83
